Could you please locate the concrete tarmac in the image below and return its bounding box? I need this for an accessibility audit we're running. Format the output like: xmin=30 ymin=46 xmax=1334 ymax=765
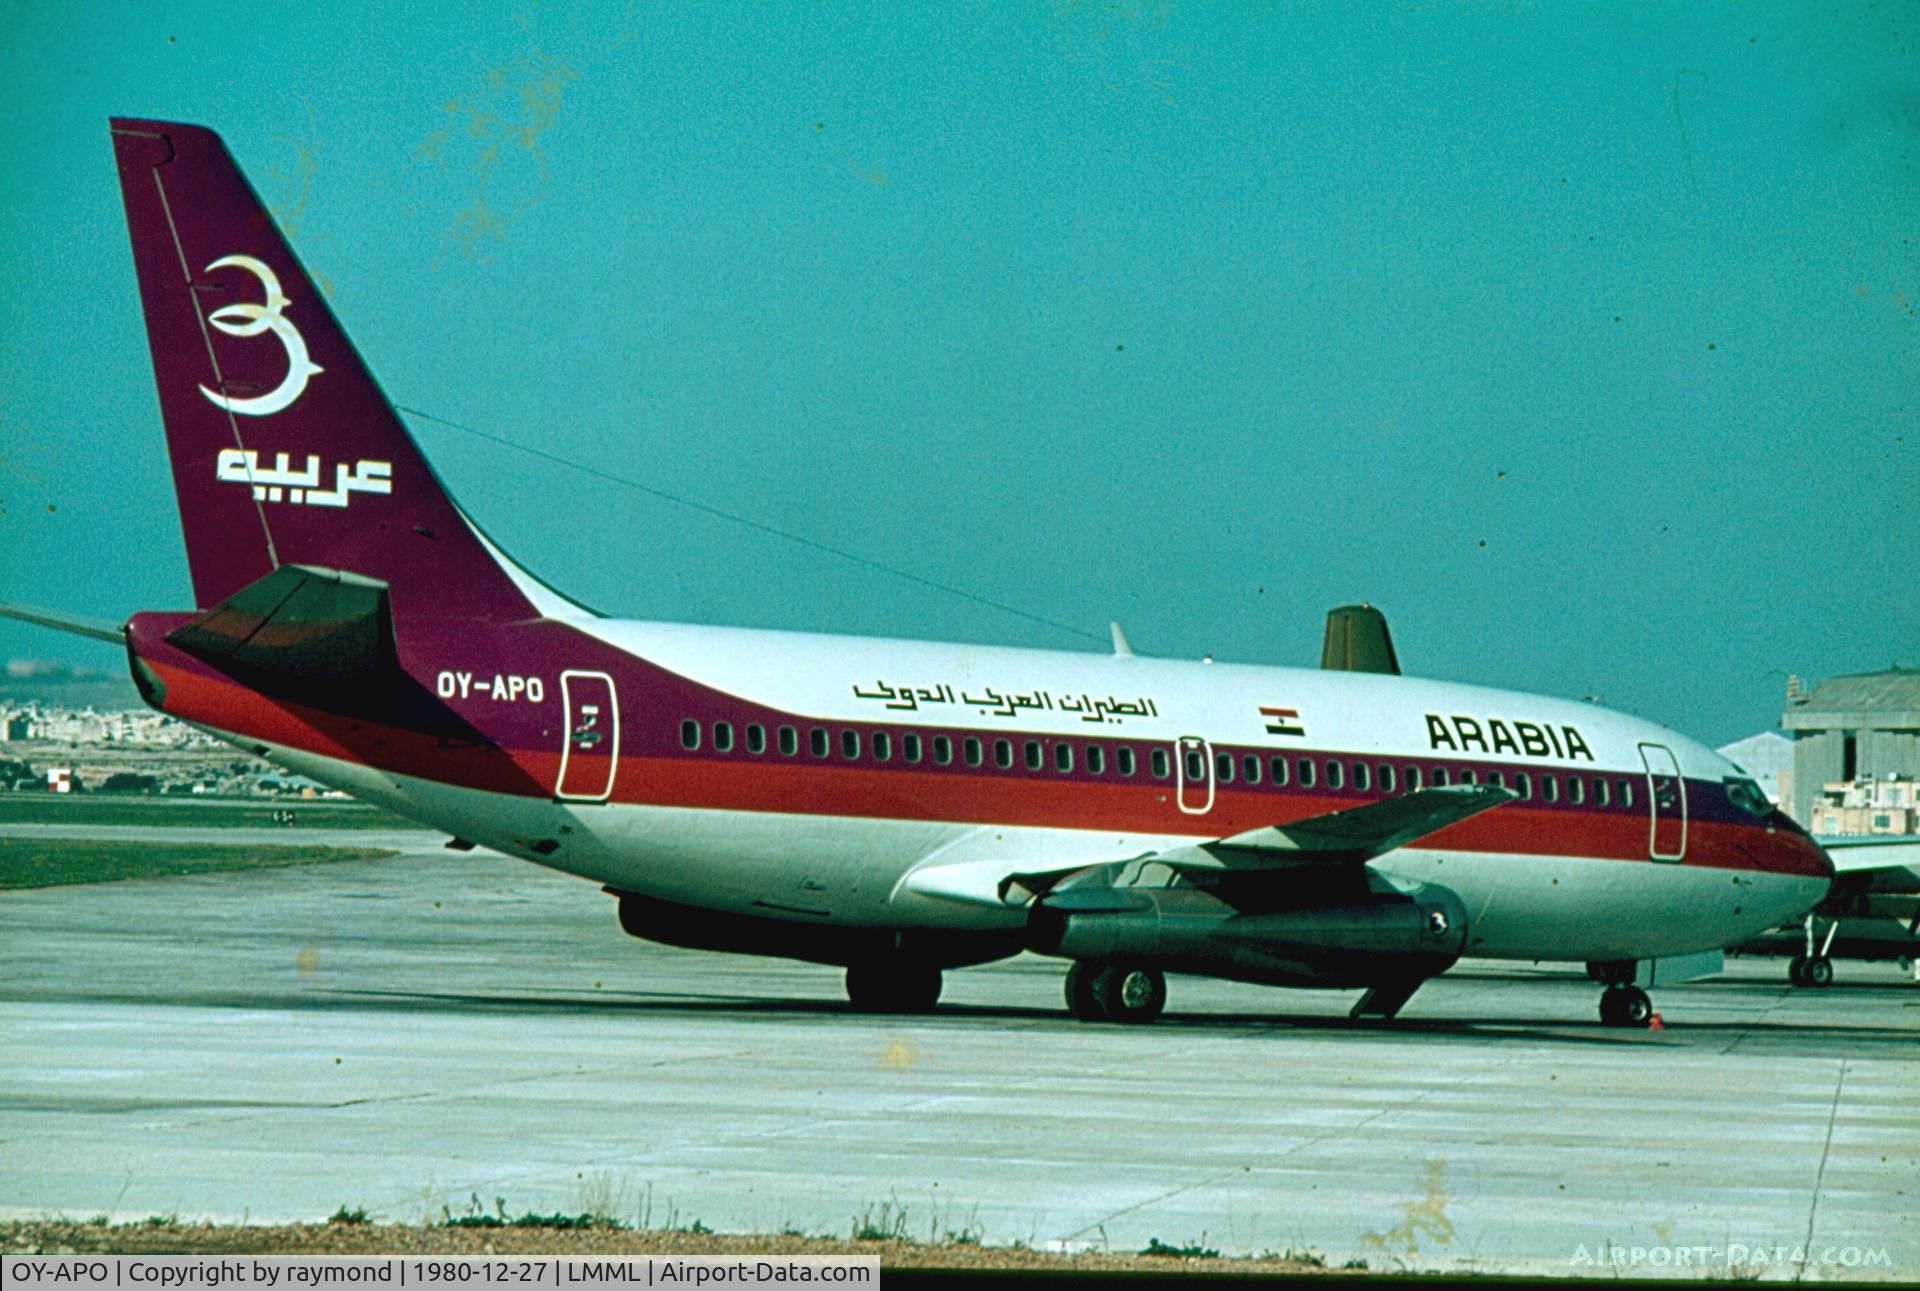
xmin=2 ymin=843 xmax=1916 ymax=1278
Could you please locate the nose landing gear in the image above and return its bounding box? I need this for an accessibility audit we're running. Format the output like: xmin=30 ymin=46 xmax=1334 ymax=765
xmin=1588 ymin=960 xmax=1655 ymax=1028
xmin=1599 ymin=984 xmax=1654 ymax=1027
xmin=1788 ymin=954 xmax=1834 ymax=987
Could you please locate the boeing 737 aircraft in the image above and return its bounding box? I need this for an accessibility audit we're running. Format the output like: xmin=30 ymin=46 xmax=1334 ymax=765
xmin=2 ymin=120 xmax=1837 ymax=1029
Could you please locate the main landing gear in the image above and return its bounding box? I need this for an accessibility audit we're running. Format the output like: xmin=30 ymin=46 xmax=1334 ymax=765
xmin=1064 ymin=961 xmax=1167 ymax=1024
xmin=1588 ymin=960 xmax=1655 ymax=1028
xmin=845 ymin=962 xmax=942 ymax=1014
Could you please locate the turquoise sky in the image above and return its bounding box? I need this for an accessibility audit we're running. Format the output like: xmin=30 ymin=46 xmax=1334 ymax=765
xmin=0 ymin=1 xmax=1913 ymax=746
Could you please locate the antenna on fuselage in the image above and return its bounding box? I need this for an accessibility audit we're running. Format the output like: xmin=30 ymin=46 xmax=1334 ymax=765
xmin=1110 ymin=621 xmax=1135 ymax=658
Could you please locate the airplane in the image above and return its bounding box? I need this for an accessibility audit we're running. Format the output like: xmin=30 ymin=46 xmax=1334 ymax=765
xmin=1732 ymin=836 xmax=1920 ymax=986
xmin=0 ymin=118 xmax=1837 ymax=1030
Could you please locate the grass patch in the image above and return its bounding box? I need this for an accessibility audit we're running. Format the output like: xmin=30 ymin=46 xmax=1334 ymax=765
xmin=0 ymin=837 xmax=398 ymax=889
xmin=1141 ymin=1236 xmax=1219 ymax=1259
xmin=0 ymin=796 xmax=414 ymax=830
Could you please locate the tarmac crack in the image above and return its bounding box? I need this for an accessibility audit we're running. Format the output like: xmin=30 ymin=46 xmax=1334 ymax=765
xmin=1794 ymin=1060 xmax=1848 ymax=1281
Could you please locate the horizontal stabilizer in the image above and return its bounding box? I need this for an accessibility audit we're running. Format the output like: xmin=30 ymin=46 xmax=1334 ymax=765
xmin=165 ymin=563 xmax=395 ymax=684
xmin=0 ymin=602 xmax=126 ymax=644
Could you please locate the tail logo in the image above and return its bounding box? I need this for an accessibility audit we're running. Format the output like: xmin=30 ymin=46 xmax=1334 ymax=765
xmin=196 ymin=255 xmax=324 ymax=416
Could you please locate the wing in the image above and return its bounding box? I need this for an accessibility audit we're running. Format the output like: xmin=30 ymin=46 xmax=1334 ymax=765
xmin=902 ymin=784 xmax=1516 ymax=909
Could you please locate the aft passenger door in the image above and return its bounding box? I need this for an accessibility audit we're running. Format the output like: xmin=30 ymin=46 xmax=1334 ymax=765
xmin=1637 ymin=742 xmax=1686 ymax=861
xmin=1175 ymin=735 xmax=1215 ymax=815
xmin=557 ymin=670 xmax=619 ymax=802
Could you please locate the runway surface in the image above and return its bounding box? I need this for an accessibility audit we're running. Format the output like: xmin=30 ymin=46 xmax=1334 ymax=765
xmin=3 ymin=836 xmax=1916 ymax=1278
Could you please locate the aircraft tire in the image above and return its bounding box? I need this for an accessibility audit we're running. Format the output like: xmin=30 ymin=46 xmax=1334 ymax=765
xmin=1090 ymin=964 xmax=1166 ymax=1024
xmin=1063 ymin=961 xmax=1104 ymax=1021
xmin=845 ymin=962 xmax=942 ymax=1014
xmin=1804 ymin=956 xmax=1834 ymax=988
xmin=1788 ymin=955 xmax=1811 ymax=986
xmin=1599 ymin=984 xmax=1652 ymax=1028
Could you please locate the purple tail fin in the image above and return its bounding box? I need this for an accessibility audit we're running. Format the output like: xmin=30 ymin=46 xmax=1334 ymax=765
xmin=110 ymin=118 xmax=553 ymax=621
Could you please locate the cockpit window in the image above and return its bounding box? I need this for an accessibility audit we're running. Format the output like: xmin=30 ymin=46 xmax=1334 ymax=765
xmin=1725 ymin=777 xmax=1772 ymax=819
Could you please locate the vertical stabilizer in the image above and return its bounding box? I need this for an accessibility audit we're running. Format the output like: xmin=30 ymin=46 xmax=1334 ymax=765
xmin=1321 ymin=604 xmax=1401 ymax=675
xmin=109 ymin=118 xmax=546 ymax=620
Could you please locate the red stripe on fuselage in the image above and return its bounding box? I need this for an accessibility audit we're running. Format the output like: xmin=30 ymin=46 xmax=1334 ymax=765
xmin=145 ymin=657 xmax=1828 ymax=881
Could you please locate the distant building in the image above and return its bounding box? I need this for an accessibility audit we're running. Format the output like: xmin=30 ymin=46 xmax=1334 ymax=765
xmin=1716 ymin=731 xmax=1791 ymax=804
xmin=1781 ymin=667 xmax=1920 ymax=829
xmin=1805 ymin=777 xmax=1918 ymax=837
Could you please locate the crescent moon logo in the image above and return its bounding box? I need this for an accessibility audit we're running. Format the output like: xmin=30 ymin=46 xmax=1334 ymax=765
xmin=196 ymin=255 xmax=324 ymax=416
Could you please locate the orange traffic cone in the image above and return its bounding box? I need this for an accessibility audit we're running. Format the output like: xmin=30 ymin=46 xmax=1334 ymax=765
xmin=1647 ymin=1013 xmax=1664 ymax=1031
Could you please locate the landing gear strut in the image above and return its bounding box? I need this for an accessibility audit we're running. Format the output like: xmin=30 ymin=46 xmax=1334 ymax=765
xmin=1063 ymin=961 xmax=1166 ymax=1023
xmin=846 ymin=961 xmax=942 ymax=1014
xmin=1599 ymin=984 xmax=1654 ymax=1028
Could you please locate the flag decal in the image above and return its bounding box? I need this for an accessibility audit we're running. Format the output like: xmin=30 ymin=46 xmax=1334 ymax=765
xmin=1260 ymin=706 xmax=1306 ymax=737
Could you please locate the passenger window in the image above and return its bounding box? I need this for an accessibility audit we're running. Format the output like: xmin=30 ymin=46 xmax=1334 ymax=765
xmin=1596 ymin=777 xmax=1610 ymax=806
xmin=1619 ymin=780 xmax=1634 ymax=807
xmin=872 ymin=731 xmax=891 ymax=761
xmin=841 ymin=729 xmax=860 ymax=760
xmin=1568 ymin=775 xmax=1584 ymax=804
xmin=1326 ymin=760 xmax=1344 ymax=789
xmin=1117 ymin=746 xmax=1136 ymax=776
xmin=810 ymin=727 xmax=829 ymax=757
xmin=1432 ymin=766 xmax=1449 ymax=787
xmin=1486 ymin=770 xmax=1503 ymax=788
xmin=902 ymin=734 xmax=922 ymax=763
xmin=1514 ymin=772 xmax=1531 ymax=799
xmin=1087 ymin=745 xmax=1106 ymax=775
xmin=1405 ymin=765 xmax=1421 ymax=791
xmin=1352 ymin=762 xmax=1370 ymax=791
xmin=778 ymin=725 xmax=798 ymax=756
xmin=994 ymin=739 xmax=1013 ymax=769
xmin=964 ymin=737 xmax=983 ymax=767
xmin=1216 ymin=752 xmax=1234 ymax=783
xmin=1024 ymin=740 xmax=1043 ymax=771
xmin=713 ymin=721 xmax=733 ymax=753
xmin=933 ymin=734 xmax=952 ymax=764
xmin=1150 ymin=749 xmax=1170 ymax=779
xmin=1271 ymin=756 xmax=1289 ymax=786
xmin=1185 ymin=749 xmax=1205 ymax=781
xmin=1459 ymin=769 xmax=1476 ymax=785
xmin=746 ymin=723 xmax=766 ymax=754
xmin=1055 ymin=743 xmax=1074 ymax=773
xmin=1542 ymin=774 xmax=1558 ymax=803
xmin=1243 ymin=754 xmax=1261 ymax=785
xmin=1378 ymin=764 xmax=1395 ymax=793
xmin=1297 ymin=758 xmax=1315 ymax=788
xmin=679 ymin=719 xmax=700 ymax=751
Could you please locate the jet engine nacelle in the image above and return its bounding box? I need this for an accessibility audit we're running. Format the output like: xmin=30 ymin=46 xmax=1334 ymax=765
xmin=1028 ymin=881 xmax=1469 ymax=989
